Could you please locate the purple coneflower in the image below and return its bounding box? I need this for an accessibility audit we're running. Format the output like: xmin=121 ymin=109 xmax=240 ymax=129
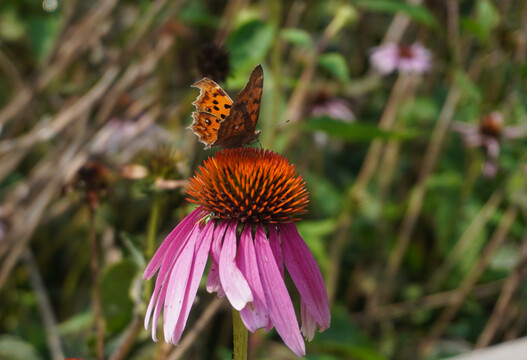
xmin=452 ymin=112 xmax=527 ymax=177
xmin=143 ymin=148 xmax=330 ymax=357
xmin=370 ymin=43 xmax=431 ymax=75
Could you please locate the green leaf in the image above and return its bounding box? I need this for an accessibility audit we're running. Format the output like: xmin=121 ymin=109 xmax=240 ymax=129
xmin=101 ymin=260 xmax=137 ymax=333
xmin=476 ymin=0 xmax=500 ymax=39
xmin=57 ymin=312 xmax=93 ymax=335
xmin=454 ymin=70 xmax=481 ymax=103
xmin=354 ymin=0 xmax=437 ymax=28
xmin=0 ymin=336 xmax=42 ymax=360
xmin=27 ymin=15 xmax=61 ymax=61
xmin=0 ymin=8 xmax=26 ymax=41
xmin=399 ymin=97 xmax=439 ymax=124
xmin=303 ymin=116 xmax=417 ymax=142
xmin=280 ymin=28 xmax=313 ymax=48
xmin=227 ymin=19 xmax=275 ymax=72
xmin=317 ymin=53 xmax=350 ymax=82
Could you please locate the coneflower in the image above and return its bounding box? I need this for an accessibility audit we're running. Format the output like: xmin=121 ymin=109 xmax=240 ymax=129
xmin=143 ymin=148 xmax=330 ymax=357
xmin=370 ymin=43 xmax=431 ymax=75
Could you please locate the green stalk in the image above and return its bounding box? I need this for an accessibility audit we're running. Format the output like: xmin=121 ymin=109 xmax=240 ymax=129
xmin=145 ymin=193 xmax=161 ymax=298
xmin=232 ymin=309 xmax=248 ymax=360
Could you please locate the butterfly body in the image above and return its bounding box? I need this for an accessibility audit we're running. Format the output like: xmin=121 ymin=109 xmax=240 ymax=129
xmin=189 ymin=65 xmax=263 ymax=149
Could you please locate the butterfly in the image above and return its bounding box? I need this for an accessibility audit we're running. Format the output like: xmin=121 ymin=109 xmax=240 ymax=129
xmin=188 ymin=65 xmax=263 ymax=149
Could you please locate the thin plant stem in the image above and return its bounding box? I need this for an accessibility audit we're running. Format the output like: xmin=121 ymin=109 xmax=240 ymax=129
xmin=328 ymin=75 xmax=417 ymax=304
xmin=145 ymin=192 xmax=162 ymax=298
xmin=428 ymin=188 xmax=504 ymax=290
xmin=23 ymin=250 xmax=65 ymax=360
xmin=350 ymin=74 xmax=415 ymax=198
xmin=269 ymin=0 xmax=282 ymax=145
xmin=475 ymin=231 xmax=527 ymax=348
xmin=108 ymin=316 xmax=143 ymax=360
xmin=232 ymin=309 xmax=248 ymax=360
xmin=381 ymin=85 xmax=462 ymax=302
xmin=418 ymin=206 xmax=518 ymax=356
xmin=89 ymin=208 xmax=105 ymax=360
xmin=146 ymin=193 xmax=161 ymax=260
xmin=168 ymin=300 xmax=224 ymax=360
xmin=355 ymin=267 xmax=527 ymax=323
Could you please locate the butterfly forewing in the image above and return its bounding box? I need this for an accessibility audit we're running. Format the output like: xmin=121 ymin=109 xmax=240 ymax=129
xmin=213 ymin=65 xmax=263 ymax=148
xmin=191 ymin=78 xmax=233 ymax=120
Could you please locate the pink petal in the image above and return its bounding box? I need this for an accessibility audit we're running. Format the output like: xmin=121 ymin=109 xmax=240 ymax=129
xmin=300 ymin=300 xmax=317 ymax=341
xmin=171 ymin=221 xmax=215 ymax=344
xmin=163 ymin=226 xmax=201 ymax=342
xmin=150 ymin=279 xmax=168 ymax=342
xmin=145 ymin=218 xmax=199 ymax=330
xmin=279 ymin=223 xmax=330 ymax=332
xmin=143 ymin=208 xmax=203 ymax=279
xmin=206 ymin=222 xmax=227 ymax=296
xmin=219 ymin=222 xmax=253 ymax=310
xmin=269 ymin=225 xmax=284 ymax=279
xmin=254 ymin=223 xmax=305 ymax=357
xmin=237 ymin=225 xmax=269 ymax=332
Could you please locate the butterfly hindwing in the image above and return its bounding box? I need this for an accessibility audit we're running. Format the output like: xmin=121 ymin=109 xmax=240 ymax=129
xmin=189 ymin=112 xmax=222 ymax=149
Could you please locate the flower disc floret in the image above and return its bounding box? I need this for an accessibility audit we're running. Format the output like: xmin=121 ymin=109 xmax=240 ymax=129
xmin=186 ymin=148 xmax=309 ymax=223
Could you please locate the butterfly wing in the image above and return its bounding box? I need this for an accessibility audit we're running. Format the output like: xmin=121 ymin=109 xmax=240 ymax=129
xmin=213 ymin=65 xmax=263 ymax=148
xmin=188 ymin=78 xmax=234 ymax=148
xmin=189 ymin=112 xmax=223 ymax=149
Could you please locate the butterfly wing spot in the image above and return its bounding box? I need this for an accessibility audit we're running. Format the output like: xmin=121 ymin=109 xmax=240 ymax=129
xmin=189 ymin=112 xmax=222 ymax=147
xmin=224 ymin=104 xmax=231 ymax=109
xmin=221 ymin=114 xmax=226 ymax=119
xmin=192 ymin=78 xmax=233 ymax=120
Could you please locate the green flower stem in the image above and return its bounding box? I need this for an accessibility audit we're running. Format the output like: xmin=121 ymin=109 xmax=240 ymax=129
xmin=232 ymin=309 xmax=248 ymax=360
xmin=89 ymin=208 xmax=104 ymax=360
xmin=145 ymin=192 xmax=161 ymax=298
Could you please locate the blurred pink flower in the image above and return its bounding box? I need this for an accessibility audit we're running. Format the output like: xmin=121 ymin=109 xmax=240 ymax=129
xmin=143 ymin=148 xmax=330 ymax=357
xmin=452 ymin=112 xmax=527 ymax=177
xmin=370 ymin=43 xmax=431 ymax=75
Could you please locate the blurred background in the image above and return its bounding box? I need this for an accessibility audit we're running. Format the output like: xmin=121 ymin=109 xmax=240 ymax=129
xmin=1 ymin=0 xmax=527 ymax=359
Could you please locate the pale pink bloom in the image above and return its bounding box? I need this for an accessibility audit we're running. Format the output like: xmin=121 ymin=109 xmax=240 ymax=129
xmin=370 ymin=43 xmax=431 ymax=75
xmin=144 ymin=148 xmax=330 ymax=357
xmin=452 ymin=112 xmax=527 ymax=178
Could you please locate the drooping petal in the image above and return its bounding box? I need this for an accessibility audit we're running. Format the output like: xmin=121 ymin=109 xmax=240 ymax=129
xmin=150 ymin=278 xmax=168 ymax=342
xmin=206 ymin=222 xmax=227 ymax=296
xmin=145 ymin=217 xmax=200 ymax=330
xmin=238 ymin=225 xmax=269 ymax=332
xmin=171 ymin=220 xmax=215 ymax=344
xmin=254 ymin=223 xmax=305 ymax=357
xmin=163 ymin=225 xmax=201 ymax=342
xmin=219 ymin=222 xmax=253 ymax=310
xmin=279 ymin=222 xmax=330 ymax=332
xmin=143 ymin=208 xmax=203 ymax=279
xmin=300 ymin=300 xmax=317 ymax=341
xmin=269 ymin=225 xmax=284 ymax=279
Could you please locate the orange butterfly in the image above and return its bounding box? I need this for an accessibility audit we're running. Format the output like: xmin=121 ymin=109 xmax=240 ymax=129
xmin=188 ymin=65 xmax=263 ymax=149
